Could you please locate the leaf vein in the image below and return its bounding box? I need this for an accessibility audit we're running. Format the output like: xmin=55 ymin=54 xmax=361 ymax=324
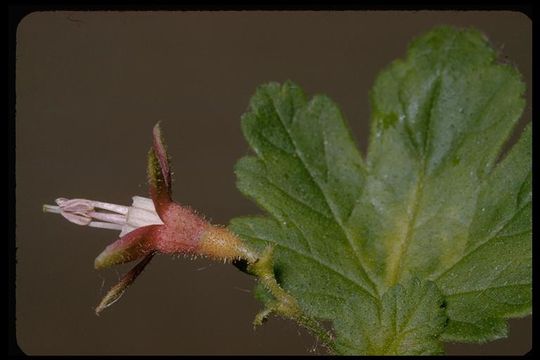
xmin=435 ymin=201 xmax=531 ymax=281
xmin=241 ymin=230 xmax=378 ymax=302
xmin=445 ymin=282 xmax=530 ymax=297
xmin=264 ymin=92 xmax=378 ymax=295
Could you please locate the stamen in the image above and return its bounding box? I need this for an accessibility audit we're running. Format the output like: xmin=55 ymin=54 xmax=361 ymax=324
xmin=88 ymin=222 xmax=124 ymax=231
xmin=88 ymin=211 xmax=127 ymax=225
xmin=60 ymin=212 xmax=92 ymax=226
xmin=56 ymin=198 xmax=93 ymax=212
xmin=44 ymin=196 xmax=162 ymax=234
xmin=43 ymin=205 xmax=62 ymax=214
xmin=90 ymin=201 xmax=129 ymax=215
xmin=44 ymin=197 xmax=130 ymax=230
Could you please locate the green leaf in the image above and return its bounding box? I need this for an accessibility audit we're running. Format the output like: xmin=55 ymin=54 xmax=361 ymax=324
xmin=436 ymin=124 xmax=531 ymax=342
xmin=371 ymin=278 xmax=447 ymax=355
xmin=232 ymin=218 xmax=447 ymax=355
xmin=330 ymin=277 xmax=447 ymax=355
xmin=231 ymin=26 xmax=530 ymax=354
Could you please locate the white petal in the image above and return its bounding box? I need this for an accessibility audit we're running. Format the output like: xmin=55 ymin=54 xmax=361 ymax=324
xmin=126 ymin=207 xmax=163 ymax=229
xmin=131 ymin=196 xmax=158 ymax=212
xmin=119 ymin=224 xmax=136 ymax=237
xmin=88 ymin=221 xmax=124 ymax=231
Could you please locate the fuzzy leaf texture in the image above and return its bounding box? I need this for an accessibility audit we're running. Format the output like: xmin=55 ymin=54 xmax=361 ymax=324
xmin=230 ymin=26 xmax=531 ymax=355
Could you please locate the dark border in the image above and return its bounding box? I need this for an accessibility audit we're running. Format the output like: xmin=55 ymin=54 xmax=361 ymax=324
xmin=8 ymin=2 xmax=535 ymax=357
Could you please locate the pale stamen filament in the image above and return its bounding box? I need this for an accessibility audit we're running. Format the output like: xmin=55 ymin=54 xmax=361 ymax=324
xmin=43 ymin=196 xmax=164 ymax=236
xmin=88 ymin=221 xmax=125 ymax=231
xmin=88 ymin=201 xmax=129 ymax=215
xmin=88 ymin=211 xmax=127 ymax=225
xmin=43 ymin=198 xmax=129 ymax=230
xmin=42 ymin=204 xmax=62 ymax=214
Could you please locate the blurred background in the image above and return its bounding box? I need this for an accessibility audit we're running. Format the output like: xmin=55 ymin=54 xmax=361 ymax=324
xmin=16 ymin=11 xmax=531 ymax=355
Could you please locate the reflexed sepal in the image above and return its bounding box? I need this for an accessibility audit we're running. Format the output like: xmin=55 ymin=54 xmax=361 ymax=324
xmin=148 ymin=123 xmax=172 ymax=215
xmin=94 ymin=225 xmax=159 ymax=269
xmin=95 ymin=252 xmax=156 ymax=315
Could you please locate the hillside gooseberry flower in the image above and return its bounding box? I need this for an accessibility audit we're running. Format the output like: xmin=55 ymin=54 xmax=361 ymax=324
xmin=42 ymin=196 xmax=163 ymax=236
xmin=43 ymin=123 xmax=257 ymax=314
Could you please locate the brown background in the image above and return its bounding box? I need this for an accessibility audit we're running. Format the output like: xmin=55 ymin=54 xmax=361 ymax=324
xmin=16 ymin=11 xmax=531 ymax=355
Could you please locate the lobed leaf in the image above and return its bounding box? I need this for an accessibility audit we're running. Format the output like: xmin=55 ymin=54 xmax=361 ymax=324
xmin=231 ymin=26 xmax=531 ymax=353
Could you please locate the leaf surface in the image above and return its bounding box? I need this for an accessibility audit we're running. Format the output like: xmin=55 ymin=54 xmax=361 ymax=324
xmin=231 ymin=26 xmax=531 ymax=353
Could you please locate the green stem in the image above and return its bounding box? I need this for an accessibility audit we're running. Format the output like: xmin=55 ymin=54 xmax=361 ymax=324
xmin=247 ymin=246 xmax=338 ymax=354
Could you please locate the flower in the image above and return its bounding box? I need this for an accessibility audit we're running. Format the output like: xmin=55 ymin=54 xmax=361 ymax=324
xmin=43 ymin=123 xmax=256 ymax=314
xmin=43 ymin=196 xmax=163 ymax=236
